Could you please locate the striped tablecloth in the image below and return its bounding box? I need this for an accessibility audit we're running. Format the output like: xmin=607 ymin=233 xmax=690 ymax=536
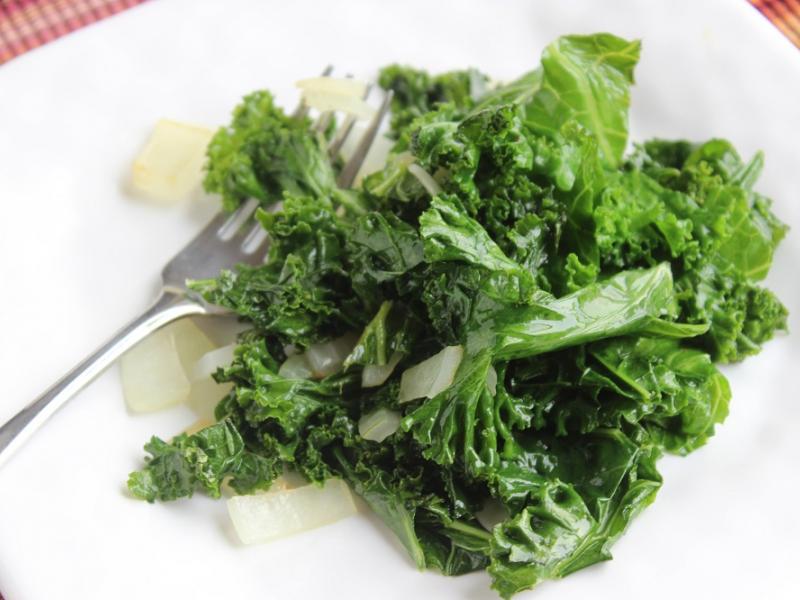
xmin=0 ymin=1 xmax=798 ymax=599
xmin=752 ymin=0 xmax=800 ymax=45
xmin=0 ymin=0 xmax=148 ymax=64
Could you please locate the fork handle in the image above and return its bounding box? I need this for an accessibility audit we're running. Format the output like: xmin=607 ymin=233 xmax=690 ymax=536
xmin=0 ymin=290 xmax=205 ymax=469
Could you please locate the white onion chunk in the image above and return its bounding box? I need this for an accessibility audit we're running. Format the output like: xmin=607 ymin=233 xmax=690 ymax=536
xmin=121 ymin=319 xmax=215 ymax=413
xmin=227 ymin=479 xmax=357 ymax=545
xmin=131 ymin=119 xmax=214 ymax=202
xmin=362 ymin=351 xmax=403 ymax=388
xmin=358 ymin=408 xmax=402 ymax=442
xmin=398 ymin=345 xmax=463 ymax=403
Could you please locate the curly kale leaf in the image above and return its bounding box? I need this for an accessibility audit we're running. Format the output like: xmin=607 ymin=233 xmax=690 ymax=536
xmin=502 ymin=332 xmax=729 ymax=457
xmin=345 ymin=211 xmax=424 ymax=308
xmin=420 ymin=195 xmax=535 ymax=300
xmin=190 ymin=195 xmax=361 ymax=346
xmin=586 ymin=337 xmax=730 ymax=453
xmin=394 ymin=103 xmax=605 ymax=295
xmin=215 ymin=340 xmax=355 ymax=438
xmin=622 ymin=138 xmax=789 ymax=361
xmin=488 ymin=429 xmax=661 ymax=598
xmin=679 ymin=264 xmax=788 ymax=362
xmin=378 ymin=65 xmax=488 ymax=138
xmin=401 ymin=349 xmax=500 ymax=475
xmin=204 ymin=91 xmax=344 ymax=212
xmin=473 ymin=70 xmax=543 ymax=111
xmin=594 ymin=170 xmax=696 ymax=268
xmin=404 ymin=264 xmax=704 ymax=482
xmin=127 ymin=419 xmax=282 ymax=502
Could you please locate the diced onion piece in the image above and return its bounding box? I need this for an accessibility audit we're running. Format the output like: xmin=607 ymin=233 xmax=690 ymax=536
xmin=278 ymin=354 xmax=314 ymax=380
xmin=476 ymin=498 xmax=509 ymax=531
xmin=131 ymin=119 xmax=214 ymax=202
xmin=486 ymin=365 xmax=498 ymax=396
xmin=362 ymin=351 xmax=403 ymax=388
xmin=171 ymin=320 xmax=217 ymax=376
xmin=305 ymin=333 xmax=359 ymax=378
xmin=121 ymin=329 xmax=188 ymax=413
xmin=279 ymin=334 xmax=358 ymax=381
xmin=187 ymin=343 xmax=236 ymax=420
xmin=408 ymin=163 xmax=442 ymax=196
xmin=227 ymin=479 xmax=357 ymax=544
xmin=121 ymin=319 xmax=214 ymax=413
xmin=358 ymin=408 xmax=402 ymax=442
xmin=301 ymin=91 xmax=374 ymax=119
xmin=398 ymin=345 xmax=464 ymax=403
xmin=192 ymin=344 xmax=236 ymax=382
xmin=296 ymin=77 xmax=367 ymax=98
xmin=187 ymin=378 xmax=233 ymax=421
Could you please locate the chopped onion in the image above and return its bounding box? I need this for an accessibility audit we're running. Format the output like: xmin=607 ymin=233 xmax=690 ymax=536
xmin=192 ymin=344 xmax=236 ymax=382
xmin=187 ymin=378 xmax=233 ymax=421
xmin=131 ymin=119 xmax=214 ymax=202
xmin=171 ymin=319 xmax=217 ymax=375
xmin=121 ymin=319 xmax=214 ymax=413
xmin=278 ymin=333 xmax=358 ymax=380
xmin=301 ymin=91 xmax=374 ymax=120
xmin=486 ymin=365 xmax=498 ymax=396
xmin=227 ymin=479 xmax=357 ymax=545
xmin=358 ymin=408 xmax=402 ymax=442
xmin=278 ymin=354 xmax=314 ymax=380
xmin=296 ymin=76 xmax=367 ymax=98
xmin=408 ymin=163 xmax=442 ymax=196
xmin=476 ymin=498 xmax=509 ymax=531
xmin=121 ymin=330 xmax=188 ymax=413
xmin=362 ymin=351 xmax=403 ymax=388
xmin=188 ymin=343 xmax=235 ymax=421
xmin=398 ymin=345 xmax=463 ymax=403
xmin=305 ymin=333 xmax=359 ymax=378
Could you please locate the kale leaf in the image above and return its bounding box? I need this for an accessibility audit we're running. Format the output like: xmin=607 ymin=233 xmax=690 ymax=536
xmin=525 ymin=34 xmax=641 ymax=168
xmin=204 ymin=91 xmax=344 ymax=212
xmin=378 ymin=65 xmax=488 ymax=138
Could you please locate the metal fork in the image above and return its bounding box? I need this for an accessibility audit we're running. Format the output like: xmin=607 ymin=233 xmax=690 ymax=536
xmin=0 ymin=70 xmax=393 ymax=468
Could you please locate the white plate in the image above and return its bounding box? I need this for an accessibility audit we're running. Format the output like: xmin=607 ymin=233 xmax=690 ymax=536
xmin=1 ymin=1 xmax=799 ymax=598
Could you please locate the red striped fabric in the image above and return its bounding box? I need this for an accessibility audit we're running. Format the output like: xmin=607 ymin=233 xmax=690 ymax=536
xmin=751 ymin=0 xmax=800 ymax=46
xmin=0 ymin=0 xmax=148 ymax=64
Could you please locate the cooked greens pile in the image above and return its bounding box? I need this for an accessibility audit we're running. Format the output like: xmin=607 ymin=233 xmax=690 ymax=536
xmin=128 ymin=33 xmax=788 ymax=597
